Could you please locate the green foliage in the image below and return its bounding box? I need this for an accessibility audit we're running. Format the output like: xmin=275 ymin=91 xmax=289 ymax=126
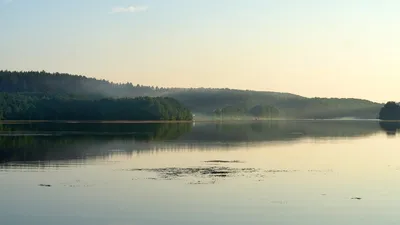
xmin=0 ymin=70 xmax=382 ymax=119
xmin=0 ymin=94 xmax=192 ymax=121
xmin=0 ymin=70 xmax=165 ymax=98
xmin=379 ymin=101 xmax=400 ymax=120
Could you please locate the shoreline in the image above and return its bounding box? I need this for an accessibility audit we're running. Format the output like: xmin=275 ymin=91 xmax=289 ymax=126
xmin=0 ymin=120 xmax=194 ymax=124
xmin=0 ymin=118 xmax=383 ymax=124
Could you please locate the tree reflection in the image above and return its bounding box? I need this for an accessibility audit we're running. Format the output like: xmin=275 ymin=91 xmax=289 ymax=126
xmin=0 ymin=121 xmax=385 ymax=164
xmin=0 ymin=122 xmax=192 ymax=163
xmin=379 ymin=122 xmax=400 ymax=136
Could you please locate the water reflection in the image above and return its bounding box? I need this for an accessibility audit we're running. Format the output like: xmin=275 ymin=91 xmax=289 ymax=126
xmin=0 ymin=122 xmax=191 ymax=163
xmin=379 ymin=121 xmax=400 ymax=136
xmin=2 ymin=121 xmax=400 ymax=225
xmin=187 ymin=120 xmax=380 ymax=142
xmin=0 ymin=120 xmax=387 ymax=164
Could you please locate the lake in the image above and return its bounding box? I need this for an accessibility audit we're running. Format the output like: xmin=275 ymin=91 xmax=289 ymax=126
xmin=1 ymin=120 xmax=400 ymax=225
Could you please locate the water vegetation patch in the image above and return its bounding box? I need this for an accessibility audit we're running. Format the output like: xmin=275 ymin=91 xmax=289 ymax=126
xmin=128 ymin=166 xmax=297 ymax=183
xmin=204 ymin=160 xmax=245 ymax=163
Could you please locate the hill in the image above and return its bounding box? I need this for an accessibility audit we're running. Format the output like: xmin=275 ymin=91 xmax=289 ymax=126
xmin=167 ymin=90 xmax=381 ymax=119
xmin=0 ymin=70 xmax=382 ymax=119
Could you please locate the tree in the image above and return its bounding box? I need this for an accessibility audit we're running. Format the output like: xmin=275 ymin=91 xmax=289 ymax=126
xmin=379 ymin=101 xmax=400 ymax=120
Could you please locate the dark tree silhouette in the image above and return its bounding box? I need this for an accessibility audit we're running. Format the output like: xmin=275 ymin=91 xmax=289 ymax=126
xmin=379 ymin=101 xmax=400 ymax=120
xmin=0 ymin=94 xmax=193 ymax=121
xmin=0 ymin=70 xmax=382 ymax=119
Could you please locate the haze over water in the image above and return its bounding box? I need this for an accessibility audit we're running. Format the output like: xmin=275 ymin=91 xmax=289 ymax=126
xmin=1 ymin=121 xmax=400 ymax=225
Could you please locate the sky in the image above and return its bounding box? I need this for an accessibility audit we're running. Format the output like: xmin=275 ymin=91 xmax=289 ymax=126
xmin=1 ymin=0 xmax=400 ymax=102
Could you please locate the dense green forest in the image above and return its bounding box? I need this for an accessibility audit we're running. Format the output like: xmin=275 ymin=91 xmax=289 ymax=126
xmin=378 ymin=102 xmax=400 ymax=120
xmin=0 ymin=70 xmax=383 ymax=119
xmin=0 ymin=93 xmax=192 ymax=121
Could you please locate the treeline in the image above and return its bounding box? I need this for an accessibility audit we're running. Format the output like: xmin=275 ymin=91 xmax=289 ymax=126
xmin=0 ymin=70 xmax=251 ymax=98
xmin=0 ymin=70 xmax=383 ymax=119
xmin=0 ymin=70 xmax=174 ymax=98
xmin=0 ymin=94 xmax=192 ymax=121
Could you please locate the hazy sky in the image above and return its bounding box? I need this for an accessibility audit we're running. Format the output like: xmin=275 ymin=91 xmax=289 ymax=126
xmin=1 ymin=0 xmax=400 ymax=102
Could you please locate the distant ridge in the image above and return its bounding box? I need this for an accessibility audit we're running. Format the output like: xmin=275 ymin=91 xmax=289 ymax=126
xmin=0 ymin=70 xmax=299 ymax=98
xmin=0 ymin=70 xmax=382 ymax=119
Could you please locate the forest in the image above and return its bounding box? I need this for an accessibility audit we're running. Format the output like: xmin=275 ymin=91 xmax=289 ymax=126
xmin=0 ymin=70 xmax=383 ymax=119
xmin=0 ymin=93 xmax=192 ymax=121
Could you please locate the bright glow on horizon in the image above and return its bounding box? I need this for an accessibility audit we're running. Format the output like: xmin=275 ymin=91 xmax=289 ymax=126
xmin=1 ymin=0 xmax=400 ymax=103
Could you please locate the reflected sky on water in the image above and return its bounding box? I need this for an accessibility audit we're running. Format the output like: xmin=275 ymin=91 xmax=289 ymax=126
xmin=1 ymin=121 xmax=400 ymax=225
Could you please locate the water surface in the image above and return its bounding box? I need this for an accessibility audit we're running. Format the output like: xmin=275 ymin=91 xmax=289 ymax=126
xmin=1 ymin=121 xmax=400 ymax=225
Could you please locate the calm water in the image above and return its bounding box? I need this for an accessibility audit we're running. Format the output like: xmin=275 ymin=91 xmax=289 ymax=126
xmin=1 ymin=121 xmax=400 ymax=225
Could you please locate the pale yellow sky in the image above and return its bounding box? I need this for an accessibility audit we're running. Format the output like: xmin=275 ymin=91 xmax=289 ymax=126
xmin=1 ymin=0 xmax=400 ymax=102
